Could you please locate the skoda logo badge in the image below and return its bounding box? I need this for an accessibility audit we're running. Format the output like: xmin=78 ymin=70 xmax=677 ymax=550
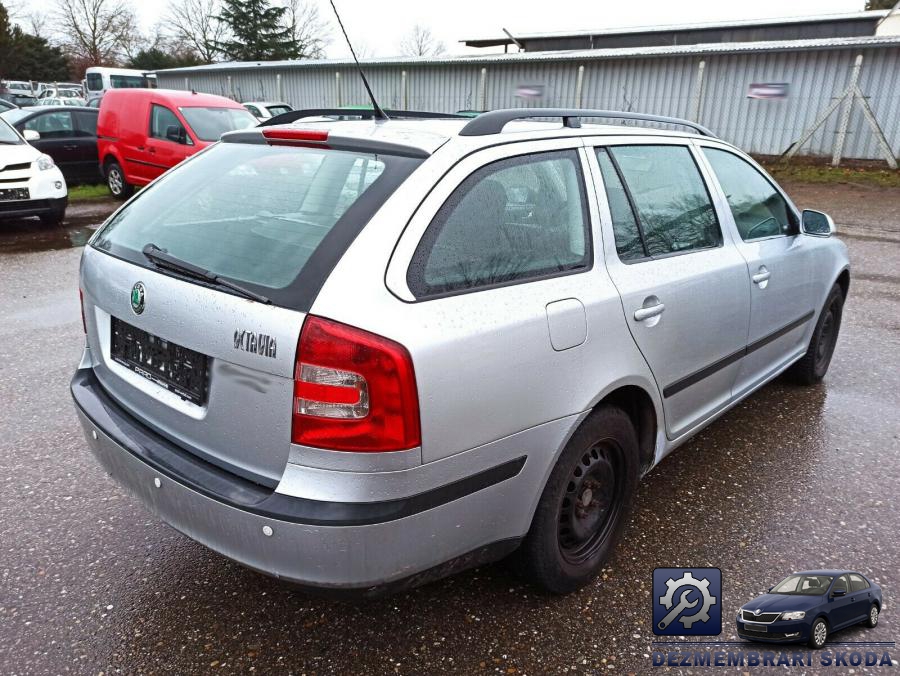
xmin=131 ymin=282 xmax=146 ymax=315
xmin=754 ymin=609 xmax=762 ymax=616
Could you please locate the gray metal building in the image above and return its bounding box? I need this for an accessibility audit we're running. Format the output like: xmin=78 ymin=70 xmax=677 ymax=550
xmin=156 ymin=35 xmax=900 ymax=161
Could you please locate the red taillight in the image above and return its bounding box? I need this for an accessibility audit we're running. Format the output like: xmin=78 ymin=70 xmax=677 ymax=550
xmin=79 ymin=289 xmax=87 ymax=334
xmin=262 ymin=128 xmax=329 ymax=145
xmin=291 ymin=316 xmax=421 ymax=452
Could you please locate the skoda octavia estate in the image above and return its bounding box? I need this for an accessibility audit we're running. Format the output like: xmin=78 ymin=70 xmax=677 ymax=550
xmin=737 ymin=571 xmax=882 ymax=648
xmin=72 ymin=108 xmax=849 ymax=595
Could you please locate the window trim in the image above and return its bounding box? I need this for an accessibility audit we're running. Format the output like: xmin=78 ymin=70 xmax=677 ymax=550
xmin=694 ymin=141 xmax=801 ymax=243
xmin=406 ymin=148 xmax=594 ymax=301
xmin=592 ymin=142 xmax=724 ymax=265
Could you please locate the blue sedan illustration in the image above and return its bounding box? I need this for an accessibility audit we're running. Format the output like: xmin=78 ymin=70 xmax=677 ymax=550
xmin=736 ymin=570 xmax=883 ymax=648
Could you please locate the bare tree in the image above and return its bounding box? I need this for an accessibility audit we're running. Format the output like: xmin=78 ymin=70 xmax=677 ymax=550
xmin=165 ymin=0 xmax=226 ymax=64
xmin=398 ymin=24 xmax=445 ymax=57
xmin=278 ymin=0 xmax=329 ymax=59
xmin=52 ymin=0 xmax=140 ymax=66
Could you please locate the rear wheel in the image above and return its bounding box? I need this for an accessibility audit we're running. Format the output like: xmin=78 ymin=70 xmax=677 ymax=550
xmin=105 ymin=159 xmax=133 ymax=199
xmin=516 ymin=406 xmax=639 ymax=594
xmin=786 ymin=283 xmax=844 ymax=385
xmin=867 ymin=604 xmax=879 ymax=628
xmin=809 ymin=617 xmax=828 ymax=649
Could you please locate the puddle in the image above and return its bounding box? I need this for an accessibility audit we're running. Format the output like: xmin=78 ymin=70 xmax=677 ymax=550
xmin=0 ymin=203 xmax=115 ymax=254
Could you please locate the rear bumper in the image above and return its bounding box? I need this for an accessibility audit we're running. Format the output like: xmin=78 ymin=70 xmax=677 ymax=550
xmin=70 ymin=367 xmax=556 ymax=594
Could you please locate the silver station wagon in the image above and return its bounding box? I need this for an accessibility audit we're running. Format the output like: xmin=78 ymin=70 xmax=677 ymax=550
xmin=72 ymin=108 xmax=849 ymax=595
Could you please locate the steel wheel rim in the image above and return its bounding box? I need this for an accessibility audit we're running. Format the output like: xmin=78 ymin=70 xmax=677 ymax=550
xmin=109 ymin=168 xmax=123 ymax=194
xmin=557 ymin=439 xmax=624 ymax=565
xmin=871 ymin=607 xmax=878 ymax=625
xmin=814 ymin=622 xmax=826 ymax=646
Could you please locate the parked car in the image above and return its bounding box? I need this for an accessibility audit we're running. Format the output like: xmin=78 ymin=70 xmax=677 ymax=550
xmin=0 ymin=114 xmax=67 ymax=224
xmin=97 ymin=88 xmax=258 ymax=198
xmin=72 ymin=108 xmax=849 ymax=595
xmin=40 ymin=96 xmax=88 ymax=107
xmin=737 ymin=571 xmax=882 ymax=648
xmin=0 ymin=93 xmax=38 ymax=107
xmin=242 ymin=101 xmax=293 ymax=121
xmin=1 ymin=106 xmax=100 ymax=183
xmin=86 ymin=97 xmax=102 ymax=108
xmin=0 ymin=98 xmax=17 ymax=112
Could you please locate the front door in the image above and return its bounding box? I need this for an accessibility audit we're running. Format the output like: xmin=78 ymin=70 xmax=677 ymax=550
xmin=697 ymin=145 xmax=818 ymax=397
xmin=590 ymin=141 xmax=751 ymax=438
xmin=828 ymin=575 xmax=857 ymax=628
xmin=144 ymin=104 xmax=193 ymax=181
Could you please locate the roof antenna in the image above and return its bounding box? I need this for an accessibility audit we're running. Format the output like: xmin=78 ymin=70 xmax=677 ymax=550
xmin=328 ymin=0 xmax=388 ymax=121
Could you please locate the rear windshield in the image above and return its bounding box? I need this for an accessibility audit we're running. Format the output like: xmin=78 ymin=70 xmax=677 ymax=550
xmin=266 ymin=105 xmax=291 ymax=116
xmin=92 ymin=141 xmax=421 ymax=310
xmin=179 ymin=106 xmax=258 ymax=141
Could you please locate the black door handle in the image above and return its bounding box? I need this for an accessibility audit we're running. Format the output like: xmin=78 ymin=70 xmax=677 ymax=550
xmin=63 ymin=145 xmax=77 ymax=150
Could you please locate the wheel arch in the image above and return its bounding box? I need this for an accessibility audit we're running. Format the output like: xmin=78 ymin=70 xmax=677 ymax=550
xmin=590 ymin=381 xmax=660 ymax=475
xmin=835 ymin=267 xmax=850 ymax=300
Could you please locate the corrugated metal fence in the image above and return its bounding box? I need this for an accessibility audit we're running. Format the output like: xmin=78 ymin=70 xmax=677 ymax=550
xmin=157 ymin=45 xmax=900 ymax=161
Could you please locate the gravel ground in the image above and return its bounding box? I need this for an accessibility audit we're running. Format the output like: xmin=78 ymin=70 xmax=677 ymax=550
xmin=0 ymin=184 xmax=898 ymax=674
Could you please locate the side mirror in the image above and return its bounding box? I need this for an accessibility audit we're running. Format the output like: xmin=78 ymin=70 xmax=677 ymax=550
xmin=802 ymin=209 xmax=835 ymax=237
xmin=767 ymin=586 xmax=774 ymax=593
xmin=166 ymin=125 xmax=186 ymax=144
xmin=23 ymin=129 xmax=40 ymax=141
xmin=832 ymin=587 xmax=847 ymax=597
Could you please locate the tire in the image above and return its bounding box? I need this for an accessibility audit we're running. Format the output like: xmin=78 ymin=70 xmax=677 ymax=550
xmin=516 ymin=405 xmax=639 ymax=594
xmin=105 ymin=159 xmax=133 ymax=200
xmin=786 ymin=283 xmax=844 ymax=385
xmin=809 ymin=617 xmax=828 ymax=649
xmin=867 ymin=603 xmax=879 ymax=628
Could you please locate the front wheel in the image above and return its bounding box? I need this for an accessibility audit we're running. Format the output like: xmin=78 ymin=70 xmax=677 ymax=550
xmin=516 ymin=406 xmax=639 ymax=594
xmin=809 ymin=618 xmax=828 ymax=649
xmin=786 ymin=283 xmax=844 ymax=385
xmin=867 ymin=604 xmax=879 ymax=628
xmin=105 ymin=160 xmax=133 ymax=200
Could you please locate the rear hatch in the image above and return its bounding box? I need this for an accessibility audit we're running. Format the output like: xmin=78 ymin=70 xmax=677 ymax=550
xmin=81 ymin=136 xmax=421 ymax=485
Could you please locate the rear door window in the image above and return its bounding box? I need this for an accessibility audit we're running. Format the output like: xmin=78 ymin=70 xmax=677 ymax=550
xmin=603 ymin=145 xmax=721 ymax=257
xmin=73 ymin=111 xmax=98 ymax=136
xmin=92 ymin=142 xmax=419 ymax=310
xmin=848 ymin=574 xmax=869 ymax=592
xmin=408 ymin=150 xmax=590 ymax=298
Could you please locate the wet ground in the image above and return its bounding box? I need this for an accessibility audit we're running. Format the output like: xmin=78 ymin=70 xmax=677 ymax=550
xmin=1 ymin=186 xmax=898 ymax=675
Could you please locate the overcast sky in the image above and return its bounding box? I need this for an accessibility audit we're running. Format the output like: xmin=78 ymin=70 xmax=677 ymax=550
xmin=18 ymin=0 xmax=867 ymax=58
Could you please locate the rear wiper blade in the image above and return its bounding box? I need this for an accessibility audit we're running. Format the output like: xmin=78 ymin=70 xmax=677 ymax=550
xmin=142 ymin=243 xmax=271 ymax=305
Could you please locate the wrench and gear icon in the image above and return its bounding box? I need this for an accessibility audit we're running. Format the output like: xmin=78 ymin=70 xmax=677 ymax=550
xmin=657 ymin=571 xmax=717 ymax=630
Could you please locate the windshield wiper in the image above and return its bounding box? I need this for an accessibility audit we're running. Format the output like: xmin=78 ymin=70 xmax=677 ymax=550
xmin=142 ymin=243 xmax=271 ymax=305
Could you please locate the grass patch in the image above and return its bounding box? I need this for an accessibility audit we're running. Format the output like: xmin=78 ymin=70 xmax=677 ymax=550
xmin=68 ymin=183 xmax=111 ymax=202
xmin=761 ymin=163 xmax=900 ymax=188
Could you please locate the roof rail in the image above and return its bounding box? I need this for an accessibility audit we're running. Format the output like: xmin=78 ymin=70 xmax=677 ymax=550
xmin=261 ymin=108 xmax=469 ymax=127
xmin=458 ymin=108 xmax=716 ymax=138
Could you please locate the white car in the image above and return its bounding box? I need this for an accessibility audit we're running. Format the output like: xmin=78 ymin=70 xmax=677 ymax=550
xmin=0 ymin=116 xmax=67 ymax=224
xmin=41 ymin=97 xmax=88 ymax=107
xmin=242 ymin=101 xmax=292 ymax=121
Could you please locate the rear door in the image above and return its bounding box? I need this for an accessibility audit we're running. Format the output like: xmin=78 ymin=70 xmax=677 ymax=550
xmin=71 ymin=110 xmax=100 ymax=181
xmin=587 ymin=139 xmax=751 ymax=438
xmin=697 ymin=144 xmax=819 ymax=397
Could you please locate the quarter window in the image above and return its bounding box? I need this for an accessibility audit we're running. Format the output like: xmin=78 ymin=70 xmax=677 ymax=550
xmin=603 ymin=145 xmax=721 ymax=258
xmin=703 ymin=147 xmax=796 ymax=240
xmin=408 ymin=150 xmax=591 ymax=297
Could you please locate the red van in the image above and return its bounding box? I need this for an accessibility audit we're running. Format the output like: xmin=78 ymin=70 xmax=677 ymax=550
xmin=97 ymin=89 xmax=258 ymax=198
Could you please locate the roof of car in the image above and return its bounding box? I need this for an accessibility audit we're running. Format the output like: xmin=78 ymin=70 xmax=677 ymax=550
xmin=105 ymin=88 xmax=245 ymax=108
xmin=21 ymin=105 xmax=97 ymax=113
xmin=252 ymin=116 xmax=715 ymax=157
xmin=244 ymin=101 xmax=289 ymax=107
xmin=794 ymin=569 xmax=858 ymax=576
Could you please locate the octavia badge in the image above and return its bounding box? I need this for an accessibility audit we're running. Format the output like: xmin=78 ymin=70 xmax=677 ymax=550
xmin=131 ymin=282 xmax=146 ymax=315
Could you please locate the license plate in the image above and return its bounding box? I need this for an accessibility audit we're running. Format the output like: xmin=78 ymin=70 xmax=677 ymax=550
xmin=744 ymin=622 xmax=767 ymax=632
xmin=0 ymin=187 xmax=29 ymax=201
xmin=111 ymin=317 xmax=210 ymax=405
